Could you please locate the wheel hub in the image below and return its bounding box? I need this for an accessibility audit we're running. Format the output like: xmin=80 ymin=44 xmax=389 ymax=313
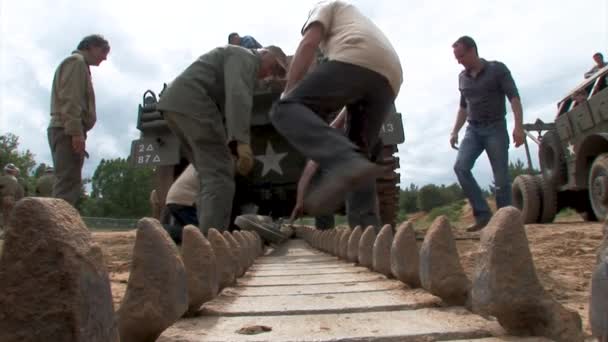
xmin=592 ymin=175 xmax=608 ymax=204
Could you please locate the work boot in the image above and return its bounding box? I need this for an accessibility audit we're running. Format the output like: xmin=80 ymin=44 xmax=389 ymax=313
xmin=234 ymin=215 xmax=287 ymax=244
xmin=304 ymin=157 xmax=385 ymax=216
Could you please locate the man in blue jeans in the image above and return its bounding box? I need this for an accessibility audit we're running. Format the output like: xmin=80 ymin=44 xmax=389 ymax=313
xmin=449 ymin=36 xmax=525 ymax=232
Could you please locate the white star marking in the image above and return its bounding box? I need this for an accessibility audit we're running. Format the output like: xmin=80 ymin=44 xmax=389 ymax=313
xmin=567 ymin=142 xmax=576 ymax=156
xmin=255 ymin=142 xmax=288 ymax=177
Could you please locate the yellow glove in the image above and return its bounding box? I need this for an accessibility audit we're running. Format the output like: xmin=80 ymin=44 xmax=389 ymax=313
xmin=236 ymin=143 xmax=254 ymax=176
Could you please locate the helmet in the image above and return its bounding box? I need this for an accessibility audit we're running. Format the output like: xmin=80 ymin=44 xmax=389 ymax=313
xmin=4 ymin=163 xmax=18 ymax=174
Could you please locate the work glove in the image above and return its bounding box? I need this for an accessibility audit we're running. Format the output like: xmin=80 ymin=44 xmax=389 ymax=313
xmin=236 ymin=143 xmax=254 ymax=176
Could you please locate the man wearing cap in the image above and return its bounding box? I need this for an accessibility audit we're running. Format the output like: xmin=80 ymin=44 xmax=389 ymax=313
xmin=228 ymin=32 xmax=263 ymax=49
xmin=48 ymin=34 xmax=110 ymax=206
xmin=157 ymin=44 xmax=288 ymax=233
xmin=0 ymin=164 xmax=24 ymax=231
xmin=35 ymin=166 xmax=57 ymax=197
xmin=270 ymin=0 xmax=402 ymax=227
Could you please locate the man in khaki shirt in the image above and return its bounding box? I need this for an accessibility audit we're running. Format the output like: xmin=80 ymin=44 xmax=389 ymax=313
xmin=48 ymin=34 xmax=110 ymax=206
xmin=157 ymin=45 xmax=287 ymax=233
xmin=0 ymin=164 xmax=24 ymax=231
xmin=271 ymin=0 xmax=402 ymax=229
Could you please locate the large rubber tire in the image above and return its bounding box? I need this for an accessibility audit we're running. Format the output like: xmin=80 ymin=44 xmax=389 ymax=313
xmin=512 ymin=174 xmax=542 ymax=224
xmin=539 ymin=130 xmax=567 ymax=187
xmin=588 ymin=153 xmax=608 ymax=221
xmin=534 ymin=175 xmax=558 ymax=223
xmin=376 ymin=145 xmax=400 ymax=227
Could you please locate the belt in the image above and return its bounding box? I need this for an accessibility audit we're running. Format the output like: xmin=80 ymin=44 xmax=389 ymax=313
xmin=467 ymin=118 xmax=504 ymax=127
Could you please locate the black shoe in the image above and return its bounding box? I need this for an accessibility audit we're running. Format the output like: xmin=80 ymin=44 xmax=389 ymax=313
xmin=465 ymin=220 xmax=490 ymax=232
xmin=304 ymin=158 xmax=385 ymax=216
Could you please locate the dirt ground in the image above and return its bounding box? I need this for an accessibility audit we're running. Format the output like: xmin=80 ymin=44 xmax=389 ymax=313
xmin=91 ymin=215 xmax=604 ymax=337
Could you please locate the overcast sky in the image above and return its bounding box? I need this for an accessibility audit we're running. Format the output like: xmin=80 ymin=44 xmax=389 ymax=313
xmin=1 ymin=0 xmax=606 ymax=190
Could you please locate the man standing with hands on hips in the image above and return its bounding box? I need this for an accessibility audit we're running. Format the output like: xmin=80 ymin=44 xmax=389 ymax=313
xmin=450 ymin=36 xmax=525 ymax=232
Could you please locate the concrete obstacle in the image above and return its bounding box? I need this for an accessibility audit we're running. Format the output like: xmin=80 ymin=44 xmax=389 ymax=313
xmin=233 ymin=231 xmax=252 ymax=269
xmin=118 ymin=218 xmax=188 ymax=342
xmin=332 ymin=228 xmax=342 ymax=256
xmin=223 ymin=231 xmax=244 ymax=278
xmin=347 ymin=225 xmax=363 ymax=263
xmin=419 ymin=216 xmax=470 ymax=306
xmin=0 ymin=198 xmax=118 ymax=342
xmin=373 ymin=224 xmax=394 ymax=277
xmin=208 ymin=229 xmax=236 ymax=289
xmin=391 ymin=221 xmax=421 ymax=288
xmin=591 ymin=256 xmax=608 ymax=342
xmin=181 ymin=225 xmax=219 ymax=316
xmin=472 ymin=206 xmax=583 ymax=342
xmin=338 ymin=227 xmax=353 ymax=260
xmin=358 ymin=226 xmax=377 ymax=269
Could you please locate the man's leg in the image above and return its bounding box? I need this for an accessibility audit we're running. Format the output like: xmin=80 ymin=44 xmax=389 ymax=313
xmin=271 ymin=61 xmax=392 ymax=214
xmin=484 ymin=120 xmax=512 ymax=209
xmin=454 ymin=126 xmax=492 ymax=226
xmin=165 ymin=109 xmax=235 ymax=233
xmin=48 ymin=127 xmax=84 ymax=206
xmin=343 ymin=100 xmax=394 ymax=230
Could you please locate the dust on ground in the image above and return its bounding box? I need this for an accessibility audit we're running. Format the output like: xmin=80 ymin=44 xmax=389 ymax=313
xmin=93 ymin=216 xmax=603 ymax=336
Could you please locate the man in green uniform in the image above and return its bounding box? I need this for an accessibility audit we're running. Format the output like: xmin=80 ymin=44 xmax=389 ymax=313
xmin=48 ymin=34 xmax=110 ymax=206
xmin=0 ymin=164 xmax=24 ymax=231
xmin=157 ymin=44 xmax=287 ymax=233
xmin=35 ymin=166 xmax=56 ymax=197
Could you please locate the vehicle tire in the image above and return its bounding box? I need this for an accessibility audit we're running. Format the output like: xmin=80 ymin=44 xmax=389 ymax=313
xmin=534 ymin=175 xmax=558 ymax=223
xmin=376 ymin=145 xmax=400 ymax=227
xmin=511 ymin=174 xmax=542 ymax=224
xmin=539 ymin=130 xmax=567 ymax=186
xmin=588 ymin=153 xmax=608 ymax=221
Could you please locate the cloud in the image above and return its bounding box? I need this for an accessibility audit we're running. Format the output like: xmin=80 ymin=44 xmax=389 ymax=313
xmin=1 ymin=0 xmax=606 ymax=194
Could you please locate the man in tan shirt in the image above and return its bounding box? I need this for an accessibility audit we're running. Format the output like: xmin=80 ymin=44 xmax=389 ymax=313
xmin=48 ymin=34 xmax=110 ymax=206
xmin=271 ymin=0 xmax=402 ymax=229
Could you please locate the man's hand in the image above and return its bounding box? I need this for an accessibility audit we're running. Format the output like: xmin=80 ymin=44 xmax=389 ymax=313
xmin=289 ymin=200 xmax=304 ymax=223
xmin=236 ymin=143 xmax=254 ymax=176
xmin=513 ymin=125 xmax=525 ymax=147
xmin=449 ymin=132 xmax=459 ymax=150
xmin=71 ymin=135 xmax=86 ymax=156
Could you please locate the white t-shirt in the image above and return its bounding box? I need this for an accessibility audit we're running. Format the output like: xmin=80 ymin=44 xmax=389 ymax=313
xmin=166 ymin=164 xmax=199 ymax=206
xmin=302 ymin=0 xmax=403 ymax=95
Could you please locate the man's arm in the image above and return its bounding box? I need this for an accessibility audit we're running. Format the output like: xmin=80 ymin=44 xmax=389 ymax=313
xmin=450 ymin=105 xmax=468 ymax=149
xmin=510 ymin=97 xmax=525 ymax=147
xmin=223 ymin=54 xmax=257 ymax=146
xmin=283 ymin=23 xmax=324 ymax=95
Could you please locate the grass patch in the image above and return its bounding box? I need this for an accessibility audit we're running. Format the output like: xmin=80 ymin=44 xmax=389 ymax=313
xmin=413 ymin=200 xmax=466 ymax=231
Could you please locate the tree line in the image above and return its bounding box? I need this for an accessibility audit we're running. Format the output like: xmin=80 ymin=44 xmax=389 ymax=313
xmin=2 ymin=133 xmax=539 ymax=219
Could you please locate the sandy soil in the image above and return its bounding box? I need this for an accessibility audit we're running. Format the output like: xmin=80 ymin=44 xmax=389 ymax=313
xmin=92 ymin=217 xmax=604 ymax=337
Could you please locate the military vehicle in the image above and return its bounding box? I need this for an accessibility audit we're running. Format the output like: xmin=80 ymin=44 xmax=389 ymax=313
xmin=512 ymin=65 xmax=608 ymax=223
xmin=130 ymin=79 xmax=405 ymax=228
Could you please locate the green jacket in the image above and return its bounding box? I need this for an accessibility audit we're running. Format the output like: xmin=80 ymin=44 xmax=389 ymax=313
xmin=157 ymin=45 xmax=260 ymax=145
xmin=49 ymin=51 xmax=97 ymax=136
xmin=0 ymin=175 xmax=23 ymax=200
xmin=36 ymin=174 xmax=56 ymax=197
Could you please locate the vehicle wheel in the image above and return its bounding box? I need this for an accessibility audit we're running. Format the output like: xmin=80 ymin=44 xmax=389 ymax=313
xmin=588 ymin=153 xmax=608 ymax=221
xmin=539 ymin=130 xmax=567 ymax=186
xmin=512 ymin=174 xmax=542 ymax=224
xmin=534 ymin=175 xmax=558 ymax=223
xmin=376 ymin=145 xmax=400 ymax=227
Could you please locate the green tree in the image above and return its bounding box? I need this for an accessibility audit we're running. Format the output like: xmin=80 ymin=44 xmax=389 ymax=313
xmin=399 ymin=183 xmax=419 ymax=213
xmin=417 ymin=184 xmax=445 ymax=212
xmin=0 ymin=133 xmax=39 ymax=194
xmin=82 ymin=158 xmax=154 ymax=218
